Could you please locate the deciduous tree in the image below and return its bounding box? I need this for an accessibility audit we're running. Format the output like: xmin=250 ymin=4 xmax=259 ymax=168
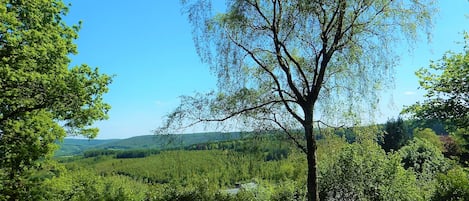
xmin=404 ymin=34 xmax=469 ymax=130
xmin=161 ymin=0 xmax=435 ymax=200
xmin=0 ymin=0 xmax=111 ymax=199
xmin=399 ymin=138 xmax=451 ymax=199
xmin=404 ymin=33 xmax=469 ymax=165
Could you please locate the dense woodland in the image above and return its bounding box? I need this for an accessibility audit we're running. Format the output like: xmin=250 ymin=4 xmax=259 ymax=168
xmin=4 ymin=119 xmax=469 ymax=201
xmin=1 ymin=0 xmax=468 ymax=200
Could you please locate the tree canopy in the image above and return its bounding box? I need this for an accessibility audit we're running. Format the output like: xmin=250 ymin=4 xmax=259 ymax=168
xmin=403 ymin=33 xmax=469 ymax=165
xmin=403 ymin=33 xmax=469 ymax=130
xmin=161 ymin=0 xmax=435 ymax=200
xmin=380 ymin=117 xmax=411 ymax=152
xmin=0 ymin=0 xmax=111 ymax=199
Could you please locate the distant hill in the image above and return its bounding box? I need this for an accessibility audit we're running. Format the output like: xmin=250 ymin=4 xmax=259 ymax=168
xmin=55 ymin=138 xmax=119 ymax=156
xmin=56 ymin=132 xmax=242 ymax=156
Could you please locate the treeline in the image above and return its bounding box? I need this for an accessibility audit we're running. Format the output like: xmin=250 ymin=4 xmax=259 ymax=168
xmin=185 ymin=137 xmax=290 ymax=161
xmin=83 ymin=149 xmax=160 ymax=159
xmin=81 ymin=117 xmax=464 ymax=165
xmin=81 ymin=134 xmax=291 ymax=161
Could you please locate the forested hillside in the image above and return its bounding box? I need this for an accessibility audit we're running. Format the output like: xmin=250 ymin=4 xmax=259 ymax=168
xmin=49 ymin=126 xmax=469 ymax=200
xmin=55 ymin=132 xmax=242 ymax=156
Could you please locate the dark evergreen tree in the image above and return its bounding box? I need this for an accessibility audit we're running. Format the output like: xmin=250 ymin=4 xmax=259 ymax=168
xmin=380 ymin=117 xmax=410 ymax=152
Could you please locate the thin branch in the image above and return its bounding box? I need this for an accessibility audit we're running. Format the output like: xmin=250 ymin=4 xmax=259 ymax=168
xmin=313 ymin=120 xmax=346 ymax=129
xmin=225 ymin=29 xmax=305 ymax=124
xmin=247 ymin=0 xmax=272 ymax=27
xmin=199 ymin=99 xmax=287 ymax=122
xmin=271 ymin=2 xmax=306 ymax=106
xmin=323 ymin=0 xmax=341 ymax=38
xmin=271 ymin=113 xmax=307 ymax=154
xmin=279 ymin=41 xmax=310 ymax=94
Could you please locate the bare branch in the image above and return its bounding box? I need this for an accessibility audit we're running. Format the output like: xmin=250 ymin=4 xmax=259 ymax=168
xmin=313 ymin=120 xmax=346 ymax=130
xmin=279 ymin=41 xmax=310 ymax=94
xmin=226 ymin=29 xmax=305 ymax=124
xmin=199 ymin=99 xmax=285 ymax=122
xmin=271 ymin=2 xmax=306 ymax=107
xmin=271 ymin=114 xmax=307 ymax=154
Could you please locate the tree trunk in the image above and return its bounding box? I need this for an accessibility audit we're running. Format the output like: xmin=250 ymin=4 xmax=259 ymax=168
xmin=305 ymin=115 xmax=319 ymax=201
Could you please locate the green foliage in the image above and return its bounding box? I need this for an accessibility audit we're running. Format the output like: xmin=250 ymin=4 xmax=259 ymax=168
xmin=451 ymin=128 xmax=469 ymax=165
xmin=75 ymin=150 xmax=300 ymax=188
xmin=174 ymin=1 xmax=436 ymax=199
xmin=186 ymin=137 xmax=291 ymax=161
xmin=0 ymin=0 xmax=111 ymax=199
xmin=42 ymin=168 xmax=150 ymax=201
xmin=82 ymin=149 xmax=161 ymax=159
xmin=49 ymin=132 xmax=468 ymax=200
xmin=0 ymin=111 xmax=63 ymax=200
xmin=403 ymin=33 xmax=469 ymax=134
xmin=319 ymin=140 xmax=422 ymax=201
xmin=380 ymin=117 xmax=411 ymax=152
xmin=150 ymin=184 xmax=233 ymax=201
xmin=57 ymin=132 xmax=242 ymax=156
xmin=414 ymin=128 xmax=445 ymax=152
xmin=407 ymin=118 xmax=448 ymax=135
xmin=399 ymin=138 xmax=450 ymax=176
xmin=51 ymin=140 xmax=307 ymax=200
xmin=83 ymin=149 xmax=119 ymax=158
xmin=115 ymin=149 xmax=159 ymax=159
xmin=399 ymin=138 xmax=452 ymax=199
xmin=269 ymin=180 xmax=306 ymax=201
xmin=432 ymin=167 xmax=469 ymax=201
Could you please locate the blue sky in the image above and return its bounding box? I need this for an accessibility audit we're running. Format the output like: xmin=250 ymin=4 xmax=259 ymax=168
xmin=64 ymin=1 xmax=469 ymax=139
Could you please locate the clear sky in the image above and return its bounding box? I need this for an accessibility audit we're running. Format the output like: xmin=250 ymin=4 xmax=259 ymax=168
xmin=64 ymin=1 xmax=469 ymax=139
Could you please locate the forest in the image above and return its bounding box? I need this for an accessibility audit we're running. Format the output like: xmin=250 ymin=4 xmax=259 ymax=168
xmin=1 ymin=0 xmax=468 ymax=201
xmin=13 ymin=120 xmax=469 ymax=200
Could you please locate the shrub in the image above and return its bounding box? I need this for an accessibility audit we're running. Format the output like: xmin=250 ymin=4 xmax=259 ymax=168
xmin=319 ymin=141 xmax=422 ymax=200
xmin=432 ymin=167 xmax=469 ymax=201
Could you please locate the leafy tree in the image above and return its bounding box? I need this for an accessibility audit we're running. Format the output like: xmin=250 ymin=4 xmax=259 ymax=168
xmin=452 ymin=128 xmax=469 ymax=164
xmin=414 ymin=128 xmax=444 ymax=152
xmin=432 ymin=167 xmax=469 ymax=201
xmin=160 ymin=1 xmax=435 ymax=200
xmin=399 ymin=139 xmax=449 ymax=177
xmin=399 ymin=138 xmax=451 ymax=199
xmin=439 ymin=134 xmax=461 ymax=160
xmin=43 ymin=169 xmax=150 ymax=201
xmin=0 ymin=0 xmax=111 ymax=199
xmin=319 ymin=140 xmax=422 ymax=201
xmin=404 ymin=34 xmax=469 ymax=130
xmin=404 ymin=33 xmax=469 ymax=165
xmin=380 ymin=117 xmax=411 ymax=152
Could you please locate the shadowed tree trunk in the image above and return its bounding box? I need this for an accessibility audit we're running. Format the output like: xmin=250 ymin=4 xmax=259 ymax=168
xmin=305 ymin=112 xmax=319 ymax=201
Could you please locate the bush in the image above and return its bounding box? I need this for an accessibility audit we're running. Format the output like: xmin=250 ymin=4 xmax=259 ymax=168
xmin=432 ymin=167 xmax=469 ymax=201
xmin=399 ymin=138 xmax=452 ymax=199
xmin=319 ymin=141 xmax=422 ymax=200
xmin=399 ymin=138 xmax=450 ymax=177
xmin=414 ymin=128 xmax=445 ymax=152
xmin=42 ymin=169 xmax=150 ymax=201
